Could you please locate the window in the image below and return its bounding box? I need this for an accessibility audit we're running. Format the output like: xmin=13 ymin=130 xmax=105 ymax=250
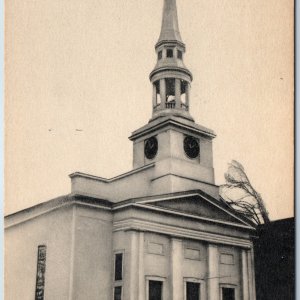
xmin=114 ymin=251 xmax=124 ymax=300
xmin=177 ymin=50 xmax=182 ymax=59
xmin=166 ymin=49 xmax=173 ymax=58
xmin=114 ymin=253 xmax=123 ymax=281
xmin=149 ymin=280 xmax=163 ymax=300
xmin=221 ymin=287 xmax=235 ymax=300
xmin=35 ymin=245 xmax=47 ymax=300
xmin=186 ymin=282 xmax=200 ymax=300
xmin=158 ymin=51 xmax=162 ymax=60
xmin=114 ymin=286 xmax=122 ymax=300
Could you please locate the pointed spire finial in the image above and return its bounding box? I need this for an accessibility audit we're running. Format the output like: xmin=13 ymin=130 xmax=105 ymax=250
xmin=157 ymin=0 xmax=183 ymax=46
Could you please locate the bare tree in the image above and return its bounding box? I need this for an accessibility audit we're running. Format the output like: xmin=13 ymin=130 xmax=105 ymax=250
xmin=220 ymin=160 xmax=270 ymax=225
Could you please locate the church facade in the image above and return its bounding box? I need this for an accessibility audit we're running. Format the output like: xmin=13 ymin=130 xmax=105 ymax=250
xmin=5 ymin=1 xmax=257 ymax=299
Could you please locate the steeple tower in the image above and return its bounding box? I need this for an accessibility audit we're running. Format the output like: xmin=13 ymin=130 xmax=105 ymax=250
xmin=129 ymin=0 xmax=216 ymax=188
xmin=150 ymin=0 xmax=193 ymax=122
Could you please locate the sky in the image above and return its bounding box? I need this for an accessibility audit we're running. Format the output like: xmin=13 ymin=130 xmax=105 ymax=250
xmin=5 ymin=0 xmax=294 ymax=220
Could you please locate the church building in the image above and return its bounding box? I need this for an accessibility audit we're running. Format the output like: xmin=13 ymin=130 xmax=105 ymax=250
xmin=5 ymin=1 xmax=257 ymax=299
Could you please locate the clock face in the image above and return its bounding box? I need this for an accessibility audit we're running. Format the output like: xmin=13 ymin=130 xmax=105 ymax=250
xmin=184 ymin=136 xmax=200 ymax=159
xmin=144 ymin=136 xmax=158 ymax=159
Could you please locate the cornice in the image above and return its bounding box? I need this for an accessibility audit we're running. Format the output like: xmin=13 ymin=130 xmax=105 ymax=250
xmin=69 ymin=163 xmax=155 ymax=182
xmin=129 ymin=117 xmax=216 ymax=141
xmin=5 ymin=195 xmax=112 ymax=229
xmin=113 ymin=218 xmax=253 ymax=249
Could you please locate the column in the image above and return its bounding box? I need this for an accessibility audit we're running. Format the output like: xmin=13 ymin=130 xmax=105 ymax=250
xmin=185 ymin=83 xmax=190 ymax=110
xmin=207 ymin=244 xmax=219 ymax=300
xmin=170 ymin=238 xmax=183 ymax=300
xmin=152 ymin=84 xmax=157 ymax=110
xmin=175 ymin=78 xmax=181 ymax=108
xmin=241 ymin=250 xmax=249 ymax=300
xmin=129 ymin=231 xmax=139 ymax=300
xmin=160 ymin=79 xmax=166 ymax=109
xmin=248 ymin=247 xmax=256 ymax=300
xmin=138 ymin=232 xmax=145 ymax=300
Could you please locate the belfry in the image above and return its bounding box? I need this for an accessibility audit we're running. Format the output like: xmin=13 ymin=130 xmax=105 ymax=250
xmin=5 ymin=1 xmax=257 ymax=300
xmin=150 ymin=0 xmax=192 ymax=121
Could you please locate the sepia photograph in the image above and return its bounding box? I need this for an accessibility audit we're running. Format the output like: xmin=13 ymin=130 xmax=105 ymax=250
xmin=4 ymin=0 xmax=294 ymax=299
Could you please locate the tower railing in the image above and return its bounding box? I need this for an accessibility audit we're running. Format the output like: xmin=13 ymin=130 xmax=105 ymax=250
xmin=153 ymin=102 xmax=189 ymax=111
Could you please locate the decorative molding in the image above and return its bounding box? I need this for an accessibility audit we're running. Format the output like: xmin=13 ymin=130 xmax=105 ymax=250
xmin=147 ymin=242 xmax=165 ymax=256
xmin=184 ymin=248 xmax=201 ymax=261
xmin=69 ymin=163 xmax=155 ymax=183
xmin=220 ymin=253 xmax=235 ymax=265
xmin=113 ymin=219 xmax=252 ymax=249
xmin=5 ymin=199 xmax=112 ymax=229
xmin=129 ymin=118 xmax=216 ymax=141
xmin=135 ymin=192 xmax=255 ymax=229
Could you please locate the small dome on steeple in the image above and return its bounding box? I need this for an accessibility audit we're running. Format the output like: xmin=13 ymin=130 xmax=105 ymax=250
xmin=149 ymin=0 xmax=193 ymax=122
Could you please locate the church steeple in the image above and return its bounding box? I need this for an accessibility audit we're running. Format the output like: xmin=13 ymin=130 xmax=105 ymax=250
xmin=150 ymin=0 xmax=193 ymax=122
xmin=157 ymin=0 xmax=183 ymax=45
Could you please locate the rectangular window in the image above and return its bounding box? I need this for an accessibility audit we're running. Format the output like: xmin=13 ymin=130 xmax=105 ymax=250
xmin=222 ymin=287 xmax=235 ymax=300
xmin=149 ymin=280 xmax=163 ymax=300
xmin=186 ymin=282 xmax=200 ymax=300
xmin=114 ymin=253 xmax=123 ymax=281
xmin=158 ymin=51 xmax=162 ymax=60
xmin=166 ymin=49 xmax=173 ymax=58
xmin=35 ymin=245 xmax=47 ymax=300
xmin=114 ymin=286 xmax=122 ymax=300
xmin=177 ymin=50 xmax=182 ymax=59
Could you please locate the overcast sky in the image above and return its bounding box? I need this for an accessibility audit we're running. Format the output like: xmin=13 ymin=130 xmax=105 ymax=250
xmin=5 ymin=0 xmax=293 ymax=220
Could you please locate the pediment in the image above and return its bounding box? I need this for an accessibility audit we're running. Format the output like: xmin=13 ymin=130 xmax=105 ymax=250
xmin=147 ymin=194 xmax=249 ymax=226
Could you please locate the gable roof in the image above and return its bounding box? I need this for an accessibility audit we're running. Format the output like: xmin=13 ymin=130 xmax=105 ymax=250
xmin=113 ymin=189 xmax=256 ymax=230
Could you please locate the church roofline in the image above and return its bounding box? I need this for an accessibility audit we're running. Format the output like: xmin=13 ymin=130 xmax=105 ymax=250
xmin=112 ymin=189 xmax=256 ymax=230
xmin=4 ymin=194 xmax=112 ymax=229
xmin=5 ymin=188 xmax=255 ymax=231
xmin=69 ymin=163 xmax=155 ymax=183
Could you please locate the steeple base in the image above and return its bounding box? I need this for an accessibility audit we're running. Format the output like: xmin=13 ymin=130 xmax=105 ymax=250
xmin=150 ymin=108 xmax=194 ymax=123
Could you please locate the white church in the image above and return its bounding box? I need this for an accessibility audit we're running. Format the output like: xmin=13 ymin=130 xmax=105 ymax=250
xmin=5 ymin=1 xmax=257 ymax=299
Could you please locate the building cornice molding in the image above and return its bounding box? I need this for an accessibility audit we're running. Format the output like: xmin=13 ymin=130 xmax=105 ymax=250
xmin=133 ymin=203 xmax=254 ymax=230
xmin=113 ymin=218 xmax=253 ymax=249
xmin=113 ymin=190 xmax=255 ymax=230
xmin=129 ymin=118 xmax=216 ymax=141
xmin=137 ymin=192 xmax=254 ymax=229
xmin=5 ymin=195 xmax=112 ymax=229
xmin=69 ymin=163 xmax=155 ymax=183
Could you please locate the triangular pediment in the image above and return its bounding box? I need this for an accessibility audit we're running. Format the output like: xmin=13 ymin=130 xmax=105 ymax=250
xmin=145 ymin=194 xmax=250 ymax=227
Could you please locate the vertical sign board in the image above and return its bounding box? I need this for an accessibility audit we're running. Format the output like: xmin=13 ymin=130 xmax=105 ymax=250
xmin=35 ymin=245 xmax=47 ymax=300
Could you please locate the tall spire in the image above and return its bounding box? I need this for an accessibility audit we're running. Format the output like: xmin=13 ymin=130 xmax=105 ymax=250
xmin=157 ymin=0 xmax=183 ymax=46
xmin=149 ymin=0 xmax=193 ymax=122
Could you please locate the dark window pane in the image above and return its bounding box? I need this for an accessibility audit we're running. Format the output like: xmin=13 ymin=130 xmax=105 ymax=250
xmin=158 ymin=51 xmax=162 ymax=60
xmin=114 ymin=286 xmax=122 ymax=300
xmin=186 ymin=282 xmax=200 ymax=300
xmin=177 ymin=50 xmax=182 ymax=59
xmin=166 ymin=49 xmax=173 ymax=58
xmin=115 ymin=253 xmax=123 ymax=281
xmin=149 ymin=280 xmax=162 ymax=300
xmin=222 ymin=288 xmax=235 ymax=300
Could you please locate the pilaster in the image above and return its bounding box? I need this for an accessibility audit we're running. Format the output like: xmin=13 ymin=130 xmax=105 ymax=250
xmin=170 ymin=238 xmax=183 ymax=300
xmin=242 ymin=249 xmax=249 ymax=300
xmin=207 ymin=244 xmax=219 ymax=300
xmin=129 ymin=231 xmax=139 ymax=300
xmin=138 ymin=232 xmax=145 ymax=300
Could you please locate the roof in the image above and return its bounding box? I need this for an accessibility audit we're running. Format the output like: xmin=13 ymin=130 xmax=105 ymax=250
xmin=157 ymin=0 xmax=183 ymax=46
xmin=5 ymin=189 xmax=255 ymax=231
